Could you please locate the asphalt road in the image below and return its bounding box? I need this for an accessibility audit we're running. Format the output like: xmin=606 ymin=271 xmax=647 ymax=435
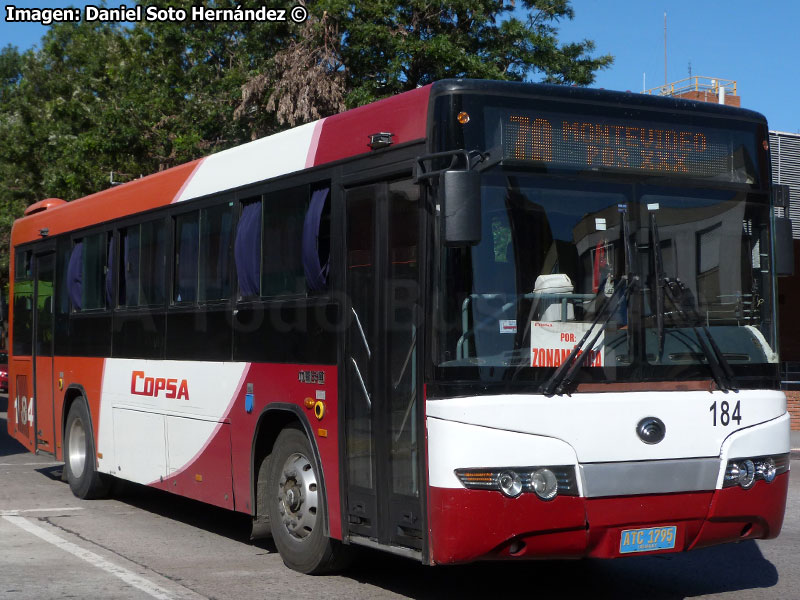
xmin=1 ymin=393 xmax=798 ymax=600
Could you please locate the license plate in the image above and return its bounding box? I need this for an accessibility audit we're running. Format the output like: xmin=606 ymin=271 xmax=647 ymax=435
xmin=619 ymin=526 xmax=677 ymax=554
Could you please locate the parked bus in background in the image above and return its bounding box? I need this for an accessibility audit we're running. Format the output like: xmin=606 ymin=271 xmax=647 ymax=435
xmin=7 ymin=80 xmax=792 ymax=573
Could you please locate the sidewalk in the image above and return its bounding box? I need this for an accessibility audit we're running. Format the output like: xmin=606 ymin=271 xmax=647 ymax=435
xmin=792 ymin=430 xmax=800 ymax=460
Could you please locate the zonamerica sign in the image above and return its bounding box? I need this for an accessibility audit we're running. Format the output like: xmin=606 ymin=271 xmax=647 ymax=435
xmin=130 ymin=371 xmax=189 ymax=400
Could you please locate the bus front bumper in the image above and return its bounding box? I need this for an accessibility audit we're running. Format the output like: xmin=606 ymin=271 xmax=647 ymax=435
xmin=428 ymin=472 xmax=789 ymax=564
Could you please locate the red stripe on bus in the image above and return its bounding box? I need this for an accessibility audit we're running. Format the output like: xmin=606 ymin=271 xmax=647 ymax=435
xmin=312 ymin=85 xmax=431 ymax=166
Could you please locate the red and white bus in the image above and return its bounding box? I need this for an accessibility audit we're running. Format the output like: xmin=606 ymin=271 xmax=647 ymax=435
xmin=7 ymin=80 xmax=791 ymax=572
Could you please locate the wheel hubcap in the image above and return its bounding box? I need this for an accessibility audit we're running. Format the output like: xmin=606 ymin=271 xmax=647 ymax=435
xmin=68 ymin=417 xmax=87 ymax=478
xmin=277 ymin=452 xmax=318 ymax=540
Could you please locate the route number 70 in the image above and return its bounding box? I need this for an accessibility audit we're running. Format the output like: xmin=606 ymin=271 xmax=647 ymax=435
xmin=709 ymin=400 xmax=741 ymax=427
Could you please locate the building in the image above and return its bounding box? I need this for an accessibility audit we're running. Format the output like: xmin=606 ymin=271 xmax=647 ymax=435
xmin=646 ymin=78 xmax=800 ymax=430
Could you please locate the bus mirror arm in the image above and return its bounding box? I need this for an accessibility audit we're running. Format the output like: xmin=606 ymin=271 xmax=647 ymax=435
xmin=415 ymin=147 xmax=502 ymax=246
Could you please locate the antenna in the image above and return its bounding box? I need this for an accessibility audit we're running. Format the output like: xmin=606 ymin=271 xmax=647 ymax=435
xmin=688 ymin=61 xmax=692 ymax=78
xmin=664 ymin=12 xmax=667 ymax=86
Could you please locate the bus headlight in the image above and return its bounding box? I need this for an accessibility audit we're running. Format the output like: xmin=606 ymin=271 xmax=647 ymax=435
xmin=531 ymin=468 xmax=558 ymax=500
xmin=756 ymin=457 xmax=777 ymax=483
xmin=734 ymin=460 xmax=755 ymax=489
xmin=455 ymin=465 xmax=578 ymax=499
xmin=723 ymin=454 xmax=789 ymax=489
xmin=498 ymin=471 xmax=523 ymax=498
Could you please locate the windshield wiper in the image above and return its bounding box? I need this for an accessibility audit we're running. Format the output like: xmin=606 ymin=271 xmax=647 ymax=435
xmin=649 ymin=211 xmax=666 ymax=361
xmin=540 ymin=280 xmax=633 ymax=396
xmin=662 ymin=278 xmax=738 ymax=392
xmin=541 ymin=204 xmax=639 ymax=396
xmin=649 ymin=211 xmax=737 ymax=391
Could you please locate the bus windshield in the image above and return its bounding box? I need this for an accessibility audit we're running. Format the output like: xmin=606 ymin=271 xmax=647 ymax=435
xmin=434 ymin=170 xmax=777 ymax=387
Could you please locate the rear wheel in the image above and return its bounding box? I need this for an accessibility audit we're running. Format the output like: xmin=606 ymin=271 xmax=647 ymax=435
xmin=267 ymin=427 xmax=352 ymax=574
xmin=64 ymin=398 xmax=110 ymax=499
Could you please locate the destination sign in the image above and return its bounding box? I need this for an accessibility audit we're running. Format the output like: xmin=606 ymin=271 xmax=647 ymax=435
xmin=500 ymin=111 xmax=748 ymax=181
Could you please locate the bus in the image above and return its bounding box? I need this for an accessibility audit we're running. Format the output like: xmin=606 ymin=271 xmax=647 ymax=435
xmin=7 ymin=79 xmax=792 ymax=572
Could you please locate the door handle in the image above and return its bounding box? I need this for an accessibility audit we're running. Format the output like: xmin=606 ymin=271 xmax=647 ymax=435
xmin=351 ymin=307 xmax=371 ymax=359
xmin=349 ymin=357 xmax=371 ymax=409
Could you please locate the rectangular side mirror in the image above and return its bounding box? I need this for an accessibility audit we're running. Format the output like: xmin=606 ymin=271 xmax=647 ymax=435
xmin=440 ymin=170 xmax=481 ymax=246
xmin=775 ymin=216 xmax=794 ymax=276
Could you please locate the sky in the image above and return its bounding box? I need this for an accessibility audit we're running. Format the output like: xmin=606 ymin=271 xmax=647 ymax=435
xmin=2 ymin=1 xmax=799 ymax=133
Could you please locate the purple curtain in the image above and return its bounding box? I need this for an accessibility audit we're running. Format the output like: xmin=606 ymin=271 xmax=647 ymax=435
xmin=235 ymin=201 xmax=262 ymax=297
xmin=302 ymin=187 xmax=329 ymax=291
xmin=67 ymin=241 xmax=83 ymax=310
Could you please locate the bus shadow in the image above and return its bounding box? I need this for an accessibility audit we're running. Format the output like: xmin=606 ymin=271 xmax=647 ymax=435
xmin=107 ymin=480 xmax=277 ymax=553
xmin=36 ymin=464 xmax=64 ymax=480
xmin=0 ymin=411 xmax=28 ymax=458
xmin=343 ymin=540 xmax=778 ymax=599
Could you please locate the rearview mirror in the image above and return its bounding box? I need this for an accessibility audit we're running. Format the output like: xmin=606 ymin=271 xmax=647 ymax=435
xmin=775 ymin=216 xmax=794 ymax=276
xmin=440 ymin=170 xmax=481 ymax=246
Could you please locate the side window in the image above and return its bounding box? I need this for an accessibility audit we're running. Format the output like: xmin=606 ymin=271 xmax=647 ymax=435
xmin=141 ymin=220 xmax=166 ymax=305
xmin=199 ymin=203 xmax=233 ymax=302
xmin=120 ymin=219 xmax=166 ymax=307
xmin=174 ymin=212 xmax=199 ymax=303
xmin=263 ymin=186 xmax=307 ymax=297
xmin=12 ymin=249 xmax=33 ymax=355
xmin=302 ymin=186 xmax=331 ymax=292
xmin=68 ymin=232 xmax=107 ymax=311
xmin=120 ymin=226 xmax=140 ymax=306
xmin=233 ymin=183 xmax=331 ymax=300
xmin=14 ymin=249 xmax=32 ymax=281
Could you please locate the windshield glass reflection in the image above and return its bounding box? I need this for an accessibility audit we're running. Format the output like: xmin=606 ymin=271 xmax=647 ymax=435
xmin=435 ymin=171 xmax=776 ymax=386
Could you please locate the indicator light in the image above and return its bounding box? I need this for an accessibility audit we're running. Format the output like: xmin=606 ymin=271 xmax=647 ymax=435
xmin=457 ymin=111 xmax=470 ymax=124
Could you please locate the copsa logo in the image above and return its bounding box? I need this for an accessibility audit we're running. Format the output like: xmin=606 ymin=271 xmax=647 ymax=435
xmin=130 ymin=371 xmax=189 ymax=400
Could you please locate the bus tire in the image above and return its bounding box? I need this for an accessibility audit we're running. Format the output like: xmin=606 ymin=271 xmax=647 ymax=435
xmin=267 ymin=427 xmax=352 ymax=574
xmin=64 ymin=398 xmax=110 ymax=499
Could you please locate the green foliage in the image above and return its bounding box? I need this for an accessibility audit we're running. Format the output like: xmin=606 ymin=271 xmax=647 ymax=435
xmin=0 ymin=0 xmax=612 ymax=290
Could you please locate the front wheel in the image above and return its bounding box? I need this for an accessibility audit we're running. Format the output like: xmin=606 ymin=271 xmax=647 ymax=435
xmin=64 ymin=398 xmax=110 ymax=499
xmin=267 ymin=427 xmax=352 ymax=574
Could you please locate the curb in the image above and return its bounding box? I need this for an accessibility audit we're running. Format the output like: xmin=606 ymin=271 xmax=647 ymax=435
xmin=792 ymin=450 xmax=800 ymax=461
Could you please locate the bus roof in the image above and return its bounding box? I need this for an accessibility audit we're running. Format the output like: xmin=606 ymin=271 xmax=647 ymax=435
xmin=429 ymin=79 xmax=769 ymax=124
xmin=11 ymin=78 xmax=768 ymax=249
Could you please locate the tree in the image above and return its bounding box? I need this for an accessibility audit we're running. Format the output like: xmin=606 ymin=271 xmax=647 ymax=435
xmin=253 ymin=0 xmax=613 ymax=123
xmin=0 ymin=0 xmax=612 ymax=291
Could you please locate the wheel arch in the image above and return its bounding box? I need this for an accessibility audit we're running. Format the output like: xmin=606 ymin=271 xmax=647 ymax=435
xmin=250 ymin=403 xmax=329 ymax=536
xmin=61 ymin=384 xmax=95 ymax=465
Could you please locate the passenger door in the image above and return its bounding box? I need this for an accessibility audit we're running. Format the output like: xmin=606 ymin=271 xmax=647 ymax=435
xmin=342 ymin=179 xmax=424 ymax=550
xmin=33 ymin=251 xmax=56 ymax=453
